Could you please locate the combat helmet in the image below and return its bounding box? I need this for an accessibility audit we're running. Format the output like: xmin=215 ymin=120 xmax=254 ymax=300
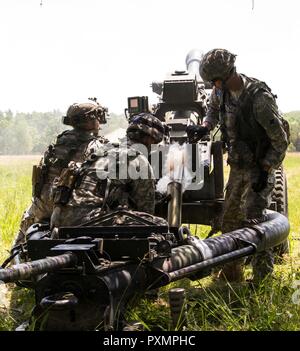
xmin=200 ymin=48 xmax=236 ymax=82
xmin=63 ymin=99 xmax=108 ymax=127
xmin=126 ymin=113 xmax=166 ymax=144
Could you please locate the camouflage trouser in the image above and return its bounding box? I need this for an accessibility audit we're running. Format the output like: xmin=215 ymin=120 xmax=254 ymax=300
xmin=51 ymin=206 xmax=168 ymax=228
xmin=221 ymin=164 xmax=275 ymax=282
xmin=14 ymin=185 xmax=53 ymax=247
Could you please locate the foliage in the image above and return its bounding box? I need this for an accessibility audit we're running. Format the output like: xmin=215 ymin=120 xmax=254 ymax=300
xmin=0 ymin=109 xmax=298 ymax=155
xmin=284 ymin=111 xmax=300 ymax=151
xmin=0 ymin=154 xmax=299 ymax=330
xmin=0 ymin=156 xmax=39 ymax=330
xmin=0 ymin=110 xmax=127 ymax=155
xmin=127 ymin=268 xmax=300 ymax=331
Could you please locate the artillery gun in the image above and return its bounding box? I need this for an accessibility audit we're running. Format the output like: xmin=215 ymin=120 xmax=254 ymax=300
xmin=0 ymin=209 xmax=290 ymax=330
xmin=127 ymin=49 xmax=290 ymax=244
xmin=126 ymin=49 xmax=224 ymax=231
xmin=0 ymin=50 xmax=290 ymax=331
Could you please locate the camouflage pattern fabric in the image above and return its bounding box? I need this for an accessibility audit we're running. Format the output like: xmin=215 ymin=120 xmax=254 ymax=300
xmin=203 ymin=73 xmax=288 ymax=282
xmin=15 ymin=129 xmax=107 ymax=246
xmin=200 ymin=48 xmax=236 ymax=82
xmin=51 ymin=139 xmax=159 ymax=228
xmin=66 ymin=102 xmax=107 ymax=125
xmin=221 ymin=164 xmax=275 ymax=281
xmin=251 ymin=249 xmax=274 ymax=284
xmin=222 ymin=165 xmax=275 ymax=232
xmin=0 ymin=252 xmax=76 ymax=284
xmin=204 ymin=74 xmax=288 ymax=169
xmin=127 ymin=113 xmax=165 ymax=144
xmin=17 ymin=184 xmax=53 ymax=236
xmin=81 ymin=209 xmax=168 ymax=227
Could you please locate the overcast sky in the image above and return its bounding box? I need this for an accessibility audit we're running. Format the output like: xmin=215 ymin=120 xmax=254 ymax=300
xmin=0 ymin=0 xmax=299 ymax=114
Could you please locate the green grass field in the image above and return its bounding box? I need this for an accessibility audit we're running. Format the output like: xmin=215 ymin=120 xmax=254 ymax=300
xmin=0 ymin=154 xmax=299 ymax=330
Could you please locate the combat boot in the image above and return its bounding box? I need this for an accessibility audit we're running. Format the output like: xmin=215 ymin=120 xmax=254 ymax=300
xmin=217 ymin=261 xmax=245 ymax=283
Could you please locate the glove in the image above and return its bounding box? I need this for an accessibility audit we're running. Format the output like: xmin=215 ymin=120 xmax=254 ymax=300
xmin=186 ymin=125 xmax=209 ymax=143
xmin=252 ymin=170 xmax=269 ymax=193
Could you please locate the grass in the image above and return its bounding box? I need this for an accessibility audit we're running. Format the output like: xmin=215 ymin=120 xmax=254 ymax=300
xmin=127 ymin=154 xmax=300 ymax=331
xmin=0 ymin=154 xmax=300 ymax=330
xmin=0 ymin=155 xmax=40 ymax=330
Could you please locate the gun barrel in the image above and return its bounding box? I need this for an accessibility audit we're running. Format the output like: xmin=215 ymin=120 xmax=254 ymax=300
xmin=185 ymin=49 xmax=204 ymax=82
xmin=152 ymin=210 xmax=290 ymax=286
xmin=167 ymin=181 xmax=182 ymax=228
xmin=0 ymin=252 xmax=77 ymax=284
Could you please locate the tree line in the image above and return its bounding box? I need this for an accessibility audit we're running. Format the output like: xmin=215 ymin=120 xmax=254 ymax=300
xmin=284 ymin=111 xmax=300 ymax=151
xmin=0 ymin=110 xmax=299 ymax=155
xmin=0 ymin=110 xmax=128 ymax=155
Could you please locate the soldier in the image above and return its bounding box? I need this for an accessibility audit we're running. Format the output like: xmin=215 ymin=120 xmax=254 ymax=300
xmin=50 ymin=112 xmax=168 ymax=229
xmin=13 ymin=100 xmax=108 ymax=247
xmin=186 ymin=48 xmax=289 ymax=283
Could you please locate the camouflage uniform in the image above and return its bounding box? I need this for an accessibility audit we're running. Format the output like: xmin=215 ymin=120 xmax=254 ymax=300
xmin=51 ymin=139 xmax=157 ymax=227
xmin=204 ymin=74 xmax=288 ymax=281
xmin=14 ymin=101 xmax=108 ymax=246
xmin=17 ymin=130 xmax=107 ymax=236
xmin=51 ymin=113 xmax=167 ymax=228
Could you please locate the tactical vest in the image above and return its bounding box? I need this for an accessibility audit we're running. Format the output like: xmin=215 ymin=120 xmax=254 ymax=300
xmin=45 ymin=129 xmax=102 ymax=180
xmin=220 ymin=75 xmax=289 ymax=162
xmin=32 ymin=129 xmax=105 ymax=198
xmin=58 ymin=142 xmax=144 ymax=212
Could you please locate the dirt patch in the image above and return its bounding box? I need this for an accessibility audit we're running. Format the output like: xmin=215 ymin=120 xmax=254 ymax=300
xmin=0 ymin=155 xmax=41 ymax=165
xmin=287 ymin=152 xmax=300 ymax=158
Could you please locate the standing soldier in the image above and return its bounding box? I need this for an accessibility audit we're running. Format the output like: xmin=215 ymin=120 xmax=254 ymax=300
xmin=13 ymin=100 xmax=108 ymax=248
xmin=50 ymin=112 xmax=168 ymax=229
xmin=186 ymin=49 xmax=289 ymax=283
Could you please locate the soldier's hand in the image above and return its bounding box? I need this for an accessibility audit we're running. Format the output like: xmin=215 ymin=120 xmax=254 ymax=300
xmin=186 ymin=125 xmax=209 ymax=143
xmin=252 ymin=170 xmax=269 ymax=193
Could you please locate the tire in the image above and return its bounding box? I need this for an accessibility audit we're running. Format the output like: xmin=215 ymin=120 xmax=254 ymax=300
xmin=270 ymin=166 xmax=289 ymax=259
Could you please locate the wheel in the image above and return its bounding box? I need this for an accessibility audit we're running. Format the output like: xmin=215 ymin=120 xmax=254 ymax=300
xmin=270 ymin=166 xmax=289 ymax=259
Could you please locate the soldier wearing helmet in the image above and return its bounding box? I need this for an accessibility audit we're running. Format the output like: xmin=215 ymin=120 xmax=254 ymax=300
xmin=13 ymin=100 xmax=109 ymax=250
xmin=187 ymin=48 xmax=289 ymax=284
xmin=126 ymin=112 xmax=166 ymax=147
xmin=50 ymin=112 xmax=168 ymax=228
xmin=64 ymin=101 xmax=108 ymax=132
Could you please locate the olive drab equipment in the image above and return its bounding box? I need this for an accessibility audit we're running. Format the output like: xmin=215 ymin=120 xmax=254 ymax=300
xmin=1 ymin=50 xmax=291 ymax=331
xmin=126 ymin=112 xmax=166 ymax=144
xmin=52 ymin=161 xmax=81 ymax=206
xmin=63 ymin=99 xmax=108 ymax=127
xmin=220 ymin=76 xmax=290 ymax=166
xmin=32 ymin=145 xmax=55 ymax=198
xmin=32 ymin=130 xmax=102 ymax=200
xmin=53 ymin=142 xmax=146 ymax=215
xmin=199 ymin=48 xmax=237 ymax=83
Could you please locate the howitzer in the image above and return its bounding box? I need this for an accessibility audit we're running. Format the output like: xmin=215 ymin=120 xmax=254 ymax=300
xmin=127 ymin=50 xmax=288 ymax=235
xmin=2 ymin=50 xmax=290 ymax=331
xmin=0 ymin=210 xmax=289 ymax=330
xmin=126 ymin=49 xmax=209 ymax=143
xmin=153 ymin=49 xmax=208 ymax=143
xmin=125 ymin=50 xmax=225 ymax=229
xmin=148 ymin=50 xmax=225 ymax=229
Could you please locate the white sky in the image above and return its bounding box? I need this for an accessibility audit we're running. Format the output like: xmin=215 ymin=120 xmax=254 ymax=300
xmin=0 ymin=0 xmax=299 ymax=114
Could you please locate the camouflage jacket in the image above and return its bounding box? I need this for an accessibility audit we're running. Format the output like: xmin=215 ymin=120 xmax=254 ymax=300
xmin=41 ymin=128 xmax=108 ymax=183
xmin=204 ymin=74 xmax=288 ymax=169
xmin=52 ymin=139 xmax=156 ymax=227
